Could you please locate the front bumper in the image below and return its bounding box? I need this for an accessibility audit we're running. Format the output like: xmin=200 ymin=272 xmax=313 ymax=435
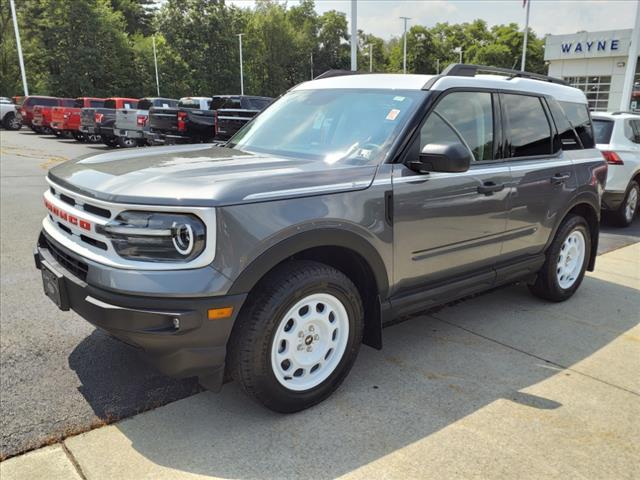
xmin=35 ymin=232 xmax=246 ymax=390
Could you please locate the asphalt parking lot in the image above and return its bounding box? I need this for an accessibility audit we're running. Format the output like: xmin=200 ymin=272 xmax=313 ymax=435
xmin=1 ymin=128 xmax=639 ymax=463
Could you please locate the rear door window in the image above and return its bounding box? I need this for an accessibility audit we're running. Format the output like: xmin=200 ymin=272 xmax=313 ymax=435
xmin=502 ymin=94 xmax=552 ymax=158
xmin=74 ymin=99 xmax=84 ymax=108
xmin=179 ymin=98 xmax=203 ymax=109
xmin=61 ymin=99 xmax=75 ymax=107
xmin=592 ymin=119 xmax=614 ymax=144
xmin=104 ymin=100 xmax=116 ymax=109
xmin=89 ymin=100 xmax=104 ymax=108
xmin=33 ymin=98 xmax=59 ymax=107
xmin=559 ymin=101 xmax=595 ymax=148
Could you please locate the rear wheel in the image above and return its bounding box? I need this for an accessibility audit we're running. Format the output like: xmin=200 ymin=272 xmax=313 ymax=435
xmin=117 ymin=136 xmax=137 ymax=148
xmin=529 ymin=214 xmax=591 ymax=302
xmin=228 ymin=260 xmax=363 ymax=413
xmin=72 ymin=132 xmax=85 ymax=142
xmin=609 ymin=181 xmax=639 ymax=227
xmin=86 ymin=134 xmax=102 ymax=143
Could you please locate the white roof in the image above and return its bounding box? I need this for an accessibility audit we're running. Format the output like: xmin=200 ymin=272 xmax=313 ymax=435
xmin=293 ymin=72 xmax=587 ymax=104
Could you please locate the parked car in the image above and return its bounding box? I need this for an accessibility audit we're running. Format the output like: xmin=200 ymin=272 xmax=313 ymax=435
xmin=32 ymin=98 xmax=74 ymax=134
xmin=145 ymin=96 xmax=212 ymax=145
xmin=51 ymin=97 xmax=105 ymax=140
xmin=114 ymin=97 xmax=178 ymax=148
xmin=213 ymin=95 xmax=272 ymax=140
xmin=35 ymin=64 xmax=606 ymax=413
xmin=18 ymin=96 xmax=62 ymax=131
xmin=592 ymin=112 xmax=640 ymax=226
xmin=80 ymin=97 xmax=138 ymax=146
xmin=0 ymin=96 xmax=21 ymax=130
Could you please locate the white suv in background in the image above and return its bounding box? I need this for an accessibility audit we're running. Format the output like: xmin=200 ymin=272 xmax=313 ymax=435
xmin=592 ymin=112 xmax=640 ymax=227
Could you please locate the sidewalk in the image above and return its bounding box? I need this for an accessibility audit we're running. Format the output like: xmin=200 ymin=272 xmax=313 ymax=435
xmin=2 ymin=243 xmax=639 ymax=480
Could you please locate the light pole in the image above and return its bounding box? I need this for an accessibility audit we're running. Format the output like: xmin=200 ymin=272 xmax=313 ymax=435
xmin=237 ymin=33 xmax=245 ymax=95
xmin=350 ymin=0 xmax=357 ymax=71
xmin=454 ymin=46 xmax=463 ymax=63
xmin=310 ymin=52 xmax=314 ymax=80
xmin=369 ymin=44 xmax=373 ymax=72
xmin=9 ymin=0 xmax=28 ymax=96
xmin=400 ymin=16 xmax=411 ymax=74
xmin=521 ymin=0 xmax=531 ymax=71
xmin=152 ymin=35 xmax=160 ymax=96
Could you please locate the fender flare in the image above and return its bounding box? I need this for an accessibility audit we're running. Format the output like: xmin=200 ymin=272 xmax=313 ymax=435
xmin=226 ymin=228 xmax=390 ymax=298
xmin=547 ymin=191 xmax=600 ymax=270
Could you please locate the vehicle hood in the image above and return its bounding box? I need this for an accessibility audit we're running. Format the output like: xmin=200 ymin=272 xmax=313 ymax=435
xmin=48 ymin=144 xmax=377 ymax=207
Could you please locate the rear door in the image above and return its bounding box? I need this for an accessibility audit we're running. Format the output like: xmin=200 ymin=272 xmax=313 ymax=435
xmin=500 ymin=93 xmax=577 ymax=261
xmin=392 ymin=89 xmax=510 ymax=294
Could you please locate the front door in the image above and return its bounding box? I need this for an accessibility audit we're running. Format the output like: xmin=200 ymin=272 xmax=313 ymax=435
xmin=392 ymin=90 xmax=510 ymax=295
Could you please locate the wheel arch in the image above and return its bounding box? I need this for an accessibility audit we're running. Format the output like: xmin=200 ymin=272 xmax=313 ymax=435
xmin=227 ymin=229 xmax=390 ymax=349
xmin=552 ymin=195 xmax=600 ymax=271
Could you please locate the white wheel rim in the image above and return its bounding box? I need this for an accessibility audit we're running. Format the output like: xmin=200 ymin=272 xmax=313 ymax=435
xmin=556 ymin=230 xmax=586 ymax=289
xmin=625 ymin=187 xmax=638 ymax=222
xmin=271 ymin=293 xmax=349 ymax=391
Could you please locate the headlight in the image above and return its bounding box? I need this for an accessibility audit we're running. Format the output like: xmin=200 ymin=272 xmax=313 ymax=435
xmin=99 ymin=211 xmax=206 ymax=262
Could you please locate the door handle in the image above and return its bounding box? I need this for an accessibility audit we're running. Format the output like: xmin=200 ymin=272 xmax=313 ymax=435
xmin=477 ymin=181 xmax=505 ymax=195
xmin=551 ymin=173 xmax=571 ymax=185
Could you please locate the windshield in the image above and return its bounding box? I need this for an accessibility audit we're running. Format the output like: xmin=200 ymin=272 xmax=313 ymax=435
xmin=592 ymin=119 xmax=614 ymax=144
xmin=228 ymin=88 xmax=426 ymax=165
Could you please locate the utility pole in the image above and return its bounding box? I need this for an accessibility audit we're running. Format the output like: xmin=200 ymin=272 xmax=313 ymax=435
xmin=454 ymin=46 xmax=463 ymax=63
xmin=436 ymin=59 xmax=440 ymax=74
xmin=237 ymin=33 xmax=245 ymax=95
xmin=369 ymin=44 xmax=373 ymax=72
xmin=350 ymin=0 xmax=357 ymax=71
xmin=620 ymin=0 xmax=640 ymax=110
xmin=310 ymin=52 xmax=314 ymax=80
xmin=152 ymin=35 xmax=160 ymax=96
xmin=9 ymin=0 xmax=28 ymax=96
xmin=521 ymin=0 xmax=531 ymax=71
xmin=400 ymin=17 xmax=411 ymax=74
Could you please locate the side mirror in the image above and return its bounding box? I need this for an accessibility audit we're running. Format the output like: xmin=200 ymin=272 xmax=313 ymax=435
xmin=409 ymin=142 xmax=472 ymax=173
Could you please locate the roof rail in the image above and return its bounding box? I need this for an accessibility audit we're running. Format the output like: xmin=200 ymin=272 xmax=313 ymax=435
xmin=610 ymin=111 xmax=639 ymax=115
xmin=440 ymin=63 xmax=569 ymax=86
xmin=314 ymin=70 xmax=362 ymax=80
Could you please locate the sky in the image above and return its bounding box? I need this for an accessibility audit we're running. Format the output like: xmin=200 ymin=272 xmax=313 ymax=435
xmin=228 ymin=0 xmax=637 ymax=39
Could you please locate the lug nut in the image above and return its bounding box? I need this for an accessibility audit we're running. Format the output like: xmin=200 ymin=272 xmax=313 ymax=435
xmin=297 ymin=344 xmax=304 ymax=351
xmin=314 ymin=334 xmax=319 ymax=341
xmin=309 ymin=325 xmax=315 ymax=332
xmin=298 ymin=331 xmax=304 ymax=338
xmin=306 ymin=346 xmax=312 ymax=352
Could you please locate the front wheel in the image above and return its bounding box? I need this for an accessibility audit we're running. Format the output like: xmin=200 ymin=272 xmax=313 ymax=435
xmin=228 ymin=260 xmax=363 ymax=413
xmin=529 ymin=214 xmax=591 ymax=302
xmin=117 ymin=136 xmax=137 ymax=148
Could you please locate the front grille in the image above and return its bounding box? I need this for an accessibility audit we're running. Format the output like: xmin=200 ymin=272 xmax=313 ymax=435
xmin=82 ymin=203 xmax=110 ymax=218
xmin=49 ymin=186 xmax=112 ymax=219
xmin=41 ymin=235 xmax=89 ymax=281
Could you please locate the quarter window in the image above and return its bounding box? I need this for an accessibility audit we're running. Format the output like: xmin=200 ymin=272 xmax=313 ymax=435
xmin=420 ymin=91 xmax=494 ymax=162
xmin=559 ymin=101 xmax=595 ymax=148
xmin=502 ymin=94 xmax=552 ymax=158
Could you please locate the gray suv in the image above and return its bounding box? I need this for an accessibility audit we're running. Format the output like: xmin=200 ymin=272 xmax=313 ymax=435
xmin=35 ymin=65 xmax=607 ymax=412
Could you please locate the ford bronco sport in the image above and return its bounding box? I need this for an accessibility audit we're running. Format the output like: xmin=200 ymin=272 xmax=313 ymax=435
xmin=35 ymin=64 xmax=606 ymax=412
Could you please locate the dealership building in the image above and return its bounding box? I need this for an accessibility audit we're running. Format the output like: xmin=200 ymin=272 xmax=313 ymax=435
xmin=544 ymin=29 xmax=639 ymax=112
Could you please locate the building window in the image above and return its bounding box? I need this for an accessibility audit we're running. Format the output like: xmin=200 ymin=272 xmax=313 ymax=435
xmin=563 ymin=76 xmax=611 ymax=112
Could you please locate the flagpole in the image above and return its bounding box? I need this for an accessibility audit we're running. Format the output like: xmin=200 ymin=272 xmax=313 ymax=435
xmin=9 ymin=0 xmax=28 ymax=96
xmin=521 ymin=0 xmax=531 ymax=71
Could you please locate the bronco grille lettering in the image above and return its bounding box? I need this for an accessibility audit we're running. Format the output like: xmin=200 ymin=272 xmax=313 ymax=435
xmin=44 ymin=198 xmax=91 ymax=231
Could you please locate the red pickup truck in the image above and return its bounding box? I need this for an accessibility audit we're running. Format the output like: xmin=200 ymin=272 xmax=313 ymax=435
xmin=18 ymin=96 xmax=60 ymax=131
xmin=31 ymin=98 xmax=74 ymax=134
xmin=51 ymin=97 xmax=105 ymax=140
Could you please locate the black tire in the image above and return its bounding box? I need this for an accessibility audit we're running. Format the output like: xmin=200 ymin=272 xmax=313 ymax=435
xmin=529 ymin=214 xmax=591 ymax=302
xmin=228 ymin=260 xmax=364 ymax=413
xmin=2 ymin=112 xmax=21 ymax=130
xmin=102 ymin=137 xmax=117 ymax=148
xmin=86 ymin=134 xmax=102 ymax=143
xmin=609 ymin=181 xmax=639 ymax=228
xmin=72 ymin=132 xmax=85 ymax=142
xmin=117 ymin=136 xmax=137 ymax=148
